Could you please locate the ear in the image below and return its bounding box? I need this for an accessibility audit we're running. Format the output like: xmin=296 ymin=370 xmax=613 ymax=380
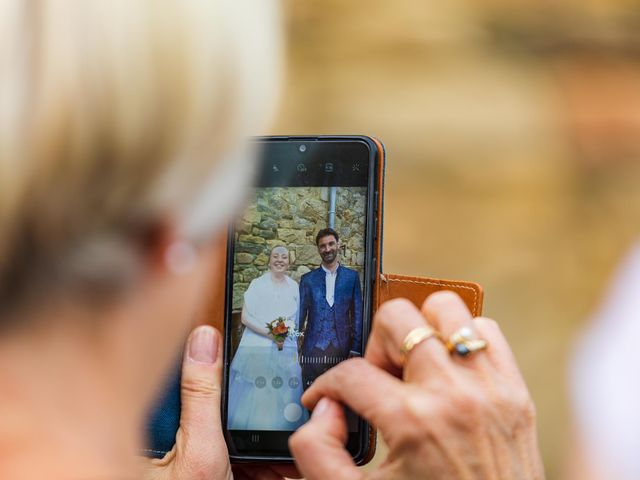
xmin=129 ymin=220 xmax=177 ymax=274
xmin=132 ymin=220 xmax=226 ymax=279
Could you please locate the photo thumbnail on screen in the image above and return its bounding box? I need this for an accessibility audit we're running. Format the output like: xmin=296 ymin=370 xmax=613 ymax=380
xmin=227 ymin=186 xmax=366 ymax=431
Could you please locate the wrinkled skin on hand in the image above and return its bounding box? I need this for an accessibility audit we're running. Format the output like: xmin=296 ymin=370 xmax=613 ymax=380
xmin=290 ymin=292 xmax=545 ymax=480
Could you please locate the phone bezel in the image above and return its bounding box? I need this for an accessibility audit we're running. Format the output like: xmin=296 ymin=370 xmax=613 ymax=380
xmin=221 ymin=135 xmax=381 ymax=464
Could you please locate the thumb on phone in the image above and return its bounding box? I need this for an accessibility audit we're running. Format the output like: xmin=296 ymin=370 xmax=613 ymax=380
xmin=173 ymin=325 xmax=230 ymax=479
xmin=289 ymin=397 xmax=362 ymax=480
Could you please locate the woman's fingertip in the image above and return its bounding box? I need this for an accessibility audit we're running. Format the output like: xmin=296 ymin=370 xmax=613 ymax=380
xmin=300 ymin=392 xmax=311 ymax=408
xmin=187 ymin=325 xmax=218 ymax=364
xmin=311 ymin=397 xmax=330 ymax=419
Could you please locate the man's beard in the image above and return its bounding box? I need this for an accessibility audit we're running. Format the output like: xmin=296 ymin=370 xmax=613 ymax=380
xmin=321 ymin=251 xmax=337 ymax=263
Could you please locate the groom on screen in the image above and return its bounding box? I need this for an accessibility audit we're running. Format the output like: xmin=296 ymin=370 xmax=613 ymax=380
xmin=299 ymin=228 xmax=363 ymax=390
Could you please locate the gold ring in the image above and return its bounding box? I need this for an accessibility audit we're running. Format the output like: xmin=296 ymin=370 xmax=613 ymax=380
xmin=400 ymin=326 xmax=442 ymax=365
xmin=446 ymin=326 xmax=488 ymax=357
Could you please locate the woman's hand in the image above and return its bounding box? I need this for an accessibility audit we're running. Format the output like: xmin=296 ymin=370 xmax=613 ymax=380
xmin=143 ymin=325 xmax=299 ymax=480
xmin=274 ymin=338 xmax=285 ymax=351
xmin=290 ymin=291 xmax=544 ymax=480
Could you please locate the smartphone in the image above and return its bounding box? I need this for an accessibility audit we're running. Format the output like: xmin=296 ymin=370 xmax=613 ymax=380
xmin=222 ymin=135 xmax=381 ymax=463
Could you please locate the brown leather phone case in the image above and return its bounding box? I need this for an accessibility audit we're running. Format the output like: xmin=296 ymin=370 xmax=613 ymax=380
xmin=200 ymin=137 xmax=484 ymax=465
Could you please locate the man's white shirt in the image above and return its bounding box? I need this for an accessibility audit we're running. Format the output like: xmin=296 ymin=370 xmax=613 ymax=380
xmin=321 ymin=264 xmax=339 ymax=307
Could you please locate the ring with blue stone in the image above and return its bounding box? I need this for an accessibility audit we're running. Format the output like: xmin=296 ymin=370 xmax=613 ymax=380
xmin=446 ymin=327 xmax=488 ymax=357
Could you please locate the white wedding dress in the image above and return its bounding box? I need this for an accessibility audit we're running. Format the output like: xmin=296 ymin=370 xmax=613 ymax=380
xmin=227 ymin=272 xmax=308 ymax=430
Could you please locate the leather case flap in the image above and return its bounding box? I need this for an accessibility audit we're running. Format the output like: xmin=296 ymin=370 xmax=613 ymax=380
xmin=377 ymin=273 xmax=484 ymax=317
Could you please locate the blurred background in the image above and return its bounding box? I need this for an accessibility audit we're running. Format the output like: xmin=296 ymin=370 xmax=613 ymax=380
xmin=270 ymin=0 xmax=640 ymax=477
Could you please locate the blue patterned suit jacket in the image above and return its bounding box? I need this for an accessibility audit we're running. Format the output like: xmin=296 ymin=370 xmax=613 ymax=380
xmin=299 ymin=265 xmax=363 ymax=356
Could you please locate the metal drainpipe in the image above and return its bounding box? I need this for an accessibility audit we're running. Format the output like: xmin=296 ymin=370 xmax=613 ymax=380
xmin=328 ymin=187 xmax=337 ymax=228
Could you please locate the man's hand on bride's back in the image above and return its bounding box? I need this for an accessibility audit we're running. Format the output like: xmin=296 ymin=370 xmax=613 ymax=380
xmin=290 ymin=292 xmax=545 ymax=480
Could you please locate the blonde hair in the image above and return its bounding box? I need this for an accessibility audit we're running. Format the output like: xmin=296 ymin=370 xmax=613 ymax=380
xmin=0 ymin=0 xmax=282 ymax=315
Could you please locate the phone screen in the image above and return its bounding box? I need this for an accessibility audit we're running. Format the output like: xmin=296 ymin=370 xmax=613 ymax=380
xmin=223 ymin=137 xmax=378 ymax=461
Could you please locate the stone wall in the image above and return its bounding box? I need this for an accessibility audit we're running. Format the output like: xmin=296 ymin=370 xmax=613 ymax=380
xmin=232 ymin=187 xmax=366 ymax=310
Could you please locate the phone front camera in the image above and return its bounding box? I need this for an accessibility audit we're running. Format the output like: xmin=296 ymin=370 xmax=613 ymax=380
xmin=298 ymin=144 xmax=307 ymax=153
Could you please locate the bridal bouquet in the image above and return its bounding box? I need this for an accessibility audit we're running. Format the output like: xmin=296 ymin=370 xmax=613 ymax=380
xmin=266 ymin=317 xmax=289 ymax=351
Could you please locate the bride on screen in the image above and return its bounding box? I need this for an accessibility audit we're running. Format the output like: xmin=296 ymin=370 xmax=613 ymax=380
xmin=228 ymin=245 xmax=308 ymax=430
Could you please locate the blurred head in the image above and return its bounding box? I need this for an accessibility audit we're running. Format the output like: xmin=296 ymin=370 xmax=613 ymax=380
xmin=0 ymin=0 xmax=281 ymax=413
xmin=316 ymin=228 xmax=340 ymax=265
xmin=268 ymin=246 xmax=290 ymax=275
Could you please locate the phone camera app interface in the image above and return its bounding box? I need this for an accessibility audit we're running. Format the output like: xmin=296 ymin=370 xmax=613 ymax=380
xmin=227 ymin=143 xmax=369 ymax=435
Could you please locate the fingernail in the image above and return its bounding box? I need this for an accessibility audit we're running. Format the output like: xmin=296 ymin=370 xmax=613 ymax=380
xmin=188 ymin=326 xmax=218 ymax=364
xmin=312 ymin=397 xmax=330 ymax=418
